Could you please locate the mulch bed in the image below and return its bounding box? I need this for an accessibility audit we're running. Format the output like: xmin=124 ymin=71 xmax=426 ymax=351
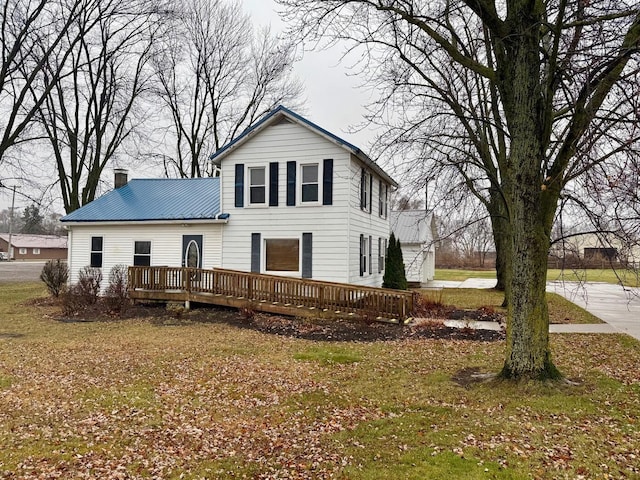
xmin=26 ymin=293 xmax=505 ymax=342
xmin=44 ymin=298 xmax=505 ymax=343
xmin=226 ymin=311 xmax=504 ymax=342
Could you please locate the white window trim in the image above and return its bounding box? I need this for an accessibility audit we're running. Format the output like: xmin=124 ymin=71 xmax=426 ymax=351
xmin=247 ymin=166 xmax=267 ymax=207
xmin=379 ymin=182 xmax=388 ymax=218
xmin=379 ymin=237 xmax=387 ymax=272
xmin=90 ymin=236 xmax=103 ymax=268
xmin=33 ymin=248 xmax=40 ymax=255
xmin=133 ymin=240 xmax=152 ymax=266
xmin=362 ymin=171 xmax=372 ymax=213
xmin=18 ymin=247 xmax=27 ymax=255
xmin=360 ymin=235 xmax=368 ymax=275
xmin=263 ymin=236 xmax=302 ymax=276
xmin=298 ymin=162 xmax=322 ymax=206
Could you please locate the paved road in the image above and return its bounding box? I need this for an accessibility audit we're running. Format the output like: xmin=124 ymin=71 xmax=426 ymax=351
xmin=429 ymin=278 xmax=640 ymax=341
xmin=0 ymin=261 xmax=46 ymax=283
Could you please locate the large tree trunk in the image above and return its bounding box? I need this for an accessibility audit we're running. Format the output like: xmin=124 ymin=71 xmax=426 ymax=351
xmin=496 ymin=3 xmax=561 ymax=379
xmin=487 ymin=189 xmax=509 ymax=294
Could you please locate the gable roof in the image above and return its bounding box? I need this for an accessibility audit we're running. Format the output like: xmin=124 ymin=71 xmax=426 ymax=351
xmin=209 ymin=105 xmax=398 ymax=187
xmin=0 ymin=234 xmax=67 ymax=249
xmin=390 ymin=210 xmax=435 ymax=244
xmin=61 ymin=178 xmax=226 ymax=223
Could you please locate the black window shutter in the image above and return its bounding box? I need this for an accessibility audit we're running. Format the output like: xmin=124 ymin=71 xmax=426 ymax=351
xmin=269 ymin=162 xmax=279 ymax=206
xmin=359 ymin=234 xmax=364 ymax=276
xmin=360 ymin=169 xmax=365 ymax=209
xmin=251 ymin=233 xmax=261 ymax=272
xmin=302 ymin=233 xmax=312 ymax=278
xmin=378 ymin=179 xmax=383 ymax=216
xmin=378 ymin=237 xmax=382 ymax=273
xmin=322 ymin=159 xmax=333 ymax=205
xmin=369 ymin=236 xmax=372 ymax=274
xmin=235 ymin=164 xmax=244 ymax=207
xmin=286 ymin=161 xmax=296 ymax=206
xmin=369 ymin=174 xmax=373 ymax=214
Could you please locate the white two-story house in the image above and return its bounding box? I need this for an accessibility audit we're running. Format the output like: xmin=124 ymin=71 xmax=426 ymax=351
xmin=61 ymin=106 xmax=398 ymax=288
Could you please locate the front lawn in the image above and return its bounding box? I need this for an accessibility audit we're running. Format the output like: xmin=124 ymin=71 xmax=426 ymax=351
xmin=435 ymin=288 xmax=604 ymax=324
xmin=0 ymin=283 xmax=638 ymax=479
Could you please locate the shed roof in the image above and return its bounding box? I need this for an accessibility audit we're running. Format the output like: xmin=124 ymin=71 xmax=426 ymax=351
xmin=61 ymin=177 xmax=225 ymax=223
xmin=0 ymin=234 xmax=67 ymax=249
xmin=390 ymin=210 xmax=434 ymax=244
xmin=209 ymin=105 xmax=398 ymax=188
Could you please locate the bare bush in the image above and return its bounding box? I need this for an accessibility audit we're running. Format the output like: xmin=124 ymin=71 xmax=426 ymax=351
xmin=104 ymin=264 xmax=129 ymax=313
xmin=40 ymin=260 xmax=68 ymax=297
xmin=76 ymin=266 xmax=102 ymax=304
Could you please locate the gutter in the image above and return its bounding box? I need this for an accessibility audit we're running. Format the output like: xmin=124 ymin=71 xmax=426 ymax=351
xmin=61 ymin=217 xmax=230 ymax=227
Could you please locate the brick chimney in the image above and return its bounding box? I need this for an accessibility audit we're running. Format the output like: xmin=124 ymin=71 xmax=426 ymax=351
xmin=114 ymin=168 xmax=128 ymax=189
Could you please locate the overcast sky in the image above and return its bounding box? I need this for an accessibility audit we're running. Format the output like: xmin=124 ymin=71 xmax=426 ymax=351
xmin=243 ymin=0 xmax=374 ymax=145
xmin=0 ymin=0 xmax=374 ymax=213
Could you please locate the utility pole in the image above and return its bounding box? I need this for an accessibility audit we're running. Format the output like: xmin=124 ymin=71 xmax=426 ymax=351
xmin=7 ymin=185 xmax=17 ymax=260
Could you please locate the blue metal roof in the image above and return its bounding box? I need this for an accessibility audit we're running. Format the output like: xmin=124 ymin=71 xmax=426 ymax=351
xmin=61 ymin=177 xmax=225 ymax=222
xmin=210 ymin=105 xmax=398 ymax=187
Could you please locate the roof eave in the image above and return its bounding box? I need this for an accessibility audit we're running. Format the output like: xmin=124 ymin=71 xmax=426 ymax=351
xmin=210 ymin=106 xmax=399 ymax=187
xmin=62 ymin=217 xmax=230 ymax=226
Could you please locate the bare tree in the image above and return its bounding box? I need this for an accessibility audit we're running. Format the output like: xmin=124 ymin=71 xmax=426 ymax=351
xmin=279 ymin=0 xmax=640 ymax=379
xmin=151 ymin=0 xmax=303 ymax=178
xmin=0 ymin=0 xmax=86 ymax=179
xmin=29 ymin=0 xmax=166 ymax=213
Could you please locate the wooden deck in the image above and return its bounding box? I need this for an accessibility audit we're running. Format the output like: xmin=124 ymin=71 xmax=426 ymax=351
xmin=128 ymin=266 xmax=417 ymax=323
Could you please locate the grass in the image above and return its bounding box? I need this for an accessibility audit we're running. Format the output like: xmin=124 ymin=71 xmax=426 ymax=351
xmin=434 ymin=288 xmax=604 ymax=324
xmin=1 ymin=283 xmax=639 ymax=478
xmin=435 ymin=267 xmax=640 ymax=287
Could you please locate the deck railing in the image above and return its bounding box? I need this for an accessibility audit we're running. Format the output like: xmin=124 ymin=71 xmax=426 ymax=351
xmin=128 ymin=266 xmax=416 ymax=320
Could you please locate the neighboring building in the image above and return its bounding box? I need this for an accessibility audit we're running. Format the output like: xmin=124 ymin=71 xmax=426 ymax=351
xmin=390 ymin=210 xmax=437 ymax=286
xmin=0 ymin=234 xmax=67 ymax=261
xmin=549 ymin=232 xmax=639 ymax=267
xmin=61 ymin=106 xmax=398 ymax=287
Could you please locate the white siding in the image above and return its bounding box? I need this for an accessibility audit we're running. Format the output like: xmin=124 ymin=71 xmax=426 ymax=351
xmin=423 ymin=250 xmax=435 ymax=282
xmin=67 ymin=223 xmax=223 ymax=287
xmin=399 ymin=243 xmax=436 ymax=284
xmin=401 ymin=243 xmax=424 ymax=283
xmin=220 ymin=120 xmax=352 ymax=283
xmin=347 ymin=154 xmax=391 ymax=287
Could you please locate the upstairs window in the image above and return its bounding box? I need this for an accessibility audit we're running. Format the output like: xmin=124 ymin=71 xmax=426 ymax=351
xmin=360 ymin=170 xmax=372 ymax=212
xmin=379 ymin=180 xmax=388 ymax=218
xmin=249 ymin=167 xmax=266 ymax=204
xmin=90 ymin=236 xmax=103 ymax=268
xmin=301 ymin=164 xmax=319 ymax=203
xmin=134 ymin=241 xmax=151 ymax=266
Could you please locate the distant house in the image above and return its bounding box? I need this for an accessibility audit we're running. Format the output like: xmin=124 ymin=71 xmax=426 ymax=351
xmin=549 ymin=232 xmax=639 ymax=267
xmin=0 ymin=234 xmax=68 ymax=261
xmin=61 ymin=106 xmax=398 ymax=287
xmin=390 ymin=210 xmax=437 ymax=286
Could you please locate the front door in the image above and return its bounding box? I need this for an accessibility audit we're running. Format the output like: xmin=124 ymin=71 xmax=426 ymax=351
xmin=182 ymin=235 xmax=203 ymax=268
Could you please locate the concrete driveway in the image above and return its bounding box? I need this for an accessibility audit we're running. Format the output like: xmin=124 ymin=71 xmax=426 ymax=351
xmin=547 ymin=281 xmax=640 ymax=340
xmin=0 ymin=261 xmax=46 ymax=283
xmin=434 ymin=278 xmax=640 ymax=341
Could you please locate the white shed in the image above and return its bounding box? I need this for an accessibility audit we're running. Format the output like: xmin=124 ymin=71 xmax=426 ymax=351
xmin=390 ymin=210 xmax=437 ymax=286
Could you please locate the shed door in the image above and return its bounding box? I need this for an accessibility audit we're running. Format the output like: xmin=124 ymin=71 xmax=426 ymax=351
xmin=182 ymin=235 xmax=203 ymax=268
